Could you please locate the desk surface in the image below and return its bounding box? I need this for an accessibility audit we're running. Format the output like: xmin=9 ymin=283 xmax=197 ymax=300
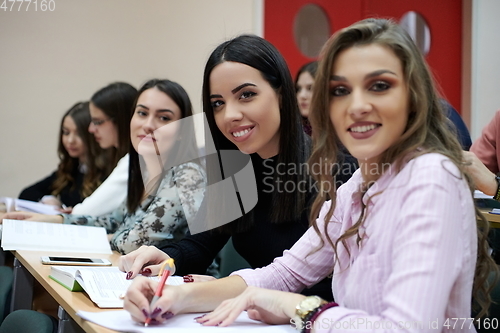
xmin=14 ymin=250 xmax=121 ymax=333
xmin=479 ymin=208 xmax=500 ymax=227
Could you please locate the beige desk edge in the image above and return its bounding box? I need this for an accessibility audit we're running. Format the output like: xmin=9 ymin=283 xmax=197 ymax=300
xmin=14 ymin=250 xmax=122 ymax=333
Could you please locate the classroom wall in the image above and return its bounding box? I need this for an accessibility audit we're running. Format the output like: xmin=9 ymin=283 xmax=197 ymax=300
xmin=1 ymin=0 xmax=499 ymax=199
xmin=470 ymin=0 xmax=500 ymax=140
xmin=0 ymin=0 xmax=263 ymax=198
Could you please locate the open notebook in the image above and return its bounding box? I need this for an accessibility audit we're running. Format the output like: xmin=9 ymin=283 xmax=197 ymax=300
xmin=50 ymin=266 xmax=183 ymax=308
xmin=0 ymin=197 xmax=61 ymax=215
xmin=1 ymin=219 xmax=111 ymax=254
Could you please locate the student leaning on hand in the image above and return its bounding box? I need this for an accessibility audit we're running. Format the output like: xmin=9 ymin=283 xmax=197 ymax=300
xmin=2 ymin=79 xmax=205 ymax=256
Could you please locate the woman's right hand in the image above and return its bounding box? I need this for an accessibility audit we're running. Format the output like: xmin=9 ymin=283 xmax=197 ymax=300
xmin=123 ymin=276 xmax=185 ymax=324
xmin=119 ymin=245 xmax=172 ymax=279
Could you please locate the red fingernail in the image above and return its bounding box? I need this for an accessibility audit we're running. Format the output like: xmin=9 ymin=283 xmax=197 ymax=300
xmin=194 ymin=314 xmax=206 ymax=320
xmin=126 ymin=272 xmax=132 ymax=280
xmin=183 ymin=275 xmax=194 ymax=283
xmin=141 ymin=268 xmax=152 ymax=276
xmin=142 ymin=309 xmax=149 ymax=318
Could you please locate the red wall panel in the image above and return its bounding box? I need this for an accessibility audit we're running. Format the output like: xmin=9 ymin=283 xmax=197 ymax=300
xmin=365 ymin=0 xmax=462 ymax=112
xmin=264 ymin=0 xmax=462 ymax=112
xmin=264 ymin=0 xmax=362 ymax=78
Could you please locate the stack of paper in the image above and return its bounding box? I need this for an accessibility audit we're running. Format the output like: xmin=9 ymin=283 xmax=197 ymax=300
xmin=474 ymin=190 xmax=494 ymax=200
xmin=77 ymin=310 xmax=295 ymax=332
xmin=0 ymin=197 xmax=61 ymax=215
xmin=1 ymin=219 xmax=112 ymax=254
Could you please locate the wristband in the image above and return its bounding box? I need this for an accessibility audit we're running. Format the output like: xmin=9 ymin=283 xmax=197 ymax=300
xmin=302 ymin=302 xmax=339 ymax=333
xmin=494 ymin=175 xmax=500 ymax=201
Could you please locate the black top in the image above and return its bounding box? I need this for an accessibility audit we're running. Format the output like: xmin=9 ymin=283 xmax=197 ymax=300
xmin=18 ymin=168 xmax=85 ymax=207
xmin=162 ymin=153 xmax=358 ymax=301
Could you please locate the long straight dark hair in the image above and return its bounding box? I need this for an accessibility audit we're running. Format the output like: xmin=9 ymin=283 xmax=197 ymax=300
xmin=52 ymin=102 xmax=108 ymax=198
xmin=127 ymin=79 xmax=199 ymax=213
xmin=202 ymin=34 xmax=311 ymax=230
xmin=91 ymin=82 xmax=137 ymax=168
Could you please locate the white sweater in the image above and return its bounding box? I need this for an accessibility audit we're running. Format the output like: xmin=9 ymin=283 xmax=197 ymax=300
xmin=71 ymin=154 xmax=129 ymax=216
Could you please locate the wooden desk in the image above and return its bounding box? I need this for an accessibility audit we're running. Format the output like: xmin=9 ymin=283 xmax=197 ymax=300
xmin=479 ymin=208 xmax=500 ymax=228
xmin=12 ymin=250 xmax=121 ymax=333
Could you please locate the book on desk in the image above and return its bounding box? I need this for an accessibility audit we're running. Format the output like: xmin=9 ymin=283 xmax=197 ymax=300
xmin=49 ymin=266 xmax=184 ymax=308
xmin=1 ymin=219 xmax=112 ymax=254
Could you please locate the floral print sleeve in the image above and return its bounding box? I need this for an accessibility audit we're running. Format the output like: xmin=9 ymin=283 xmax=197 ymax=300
xmin=62 ymin=162 xmax=206 ymax=254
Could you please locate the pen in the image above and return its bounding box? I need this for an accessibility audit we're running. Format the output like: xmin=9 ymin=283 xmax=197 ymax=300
xmin=144 ymin=258 xmax=174 ymax=327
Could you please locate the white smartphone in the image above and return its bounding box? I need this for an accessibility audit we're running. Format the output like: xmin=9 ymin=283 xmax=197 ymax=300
xmin=40 ymin=256 xmax=112 ymax=266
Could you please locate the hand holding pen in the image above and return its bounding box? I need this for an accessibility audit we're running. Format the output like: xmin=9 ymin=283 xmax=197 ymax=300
xmin=144 ymin=258 xmax=175 ymax=326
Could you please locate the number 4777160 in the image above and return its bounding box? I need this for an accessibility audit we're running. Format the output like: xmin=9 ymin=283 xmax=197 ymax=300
xmin=1 ymin=0 xmax=55 ymax=12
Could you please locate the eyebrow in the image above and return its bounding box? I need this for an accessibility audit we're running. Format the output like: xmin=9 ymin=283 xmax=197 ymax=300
xmin=330 ymin=69 xmax=398 ymax=82
xmin=209 ymin=83 xmax=257 ymax=99
xmin=231 ymin=83 xmax=256 ymax=94
xmin=136 ymin=104 xmax=175 ymax=115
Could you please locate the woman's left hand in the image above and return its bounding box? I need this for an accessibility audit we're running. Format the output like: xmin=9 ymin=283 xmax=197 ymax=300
xmin=195 ymin=286 xmax=305 ymax=327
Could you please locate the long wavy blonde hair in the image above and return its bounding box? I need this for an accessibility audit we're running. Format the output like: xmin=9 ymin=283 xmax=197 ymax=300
xmin=308 ymin=18 xmax=496 ymax=319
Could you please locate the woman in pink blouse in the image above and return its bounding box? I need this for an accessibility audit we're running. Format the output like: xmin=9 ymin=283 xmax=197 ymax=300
xmin=123 ymin=19 xmax=496 ymax=332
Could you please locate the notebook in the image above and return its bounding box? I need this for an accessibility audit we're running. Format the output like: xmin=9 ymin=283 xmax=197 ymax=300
xmin=77 ymin=309 xmax=296 ymax=332
xmin=0 ymin=197 xmax=61 ymax=215
xmin=1 ymin=219 xmax=112 ymax=254
xmin=50 ymin=266 xmax=184 ymax=308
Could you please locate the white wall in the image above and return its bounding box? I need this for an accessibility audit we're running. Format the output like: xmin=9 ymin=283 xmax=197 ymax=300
xmin=470 ymin=0 xmax=500 ymax=140
xmin=0 ymin=0 xmax=263 ymax=197
xmin=1 ymin=0 xmax=498 ymax=198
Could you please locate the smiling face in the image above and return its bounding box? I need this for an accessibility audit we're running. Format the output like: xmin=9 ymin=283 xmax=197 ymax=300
xmin=130 ymin=87 xmax=182 ymax=158
xmin=88 ymin=103 xmax=119 ymax=149
xmin=296 ymin=71 xmax=315 ymax=118
xmin=329 ymin=44 xmax=409 ymax=168
xmin=209 ymin=61 xmax=281 ymax=159
xmin=61 ymin=115 xmax=85 ymax=161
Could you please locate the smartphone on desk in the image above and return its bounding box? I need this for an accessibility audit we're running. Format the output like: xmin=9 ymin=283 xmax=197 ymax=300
xmin=40 ymin=256 xmax=112 ymax=266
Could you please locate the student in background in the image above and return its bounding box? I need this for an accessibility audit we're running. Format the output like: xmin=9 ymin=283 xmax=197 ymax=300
xmin=124 ymin=19 xmax=496 ymax=330
xmin=19 ymin=102 xmax=107 ymax=208
xmin=295 ymin=61 xmax=318 ymax=136
xmin=464 ymin=109 xmax=500 ymax=264
xmin=119 ymin=35 xmax=337 ymax=301
xmin=296 ymin=61 xmax=358 ymax=187
xmin=3 ymin=79 xmax=206 ymax=255
xmin=70 ymin=82 xmax=137 ymax=215
xmin=468 ymin=109 xmax=500 ymax=176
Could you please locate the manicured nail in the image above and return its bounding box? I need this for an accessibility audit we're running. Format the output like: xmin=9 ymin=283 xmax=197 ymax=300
xmin=194 ymin=314 xmax=206 ymax=320
xmin=126 ymin=272 xmax=133 ymax=280
xmin=183 ymin=275 xmax=194 ymax=283
xmin=161 ymin=311 xmax=174 ymax=320
xmin=141 ymin=268 xmax=152 ymax=276
xmin=142 ymin=309 xmax=149 ymax=318
xmin=151 ymin=307 xmax=162 ymax=318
